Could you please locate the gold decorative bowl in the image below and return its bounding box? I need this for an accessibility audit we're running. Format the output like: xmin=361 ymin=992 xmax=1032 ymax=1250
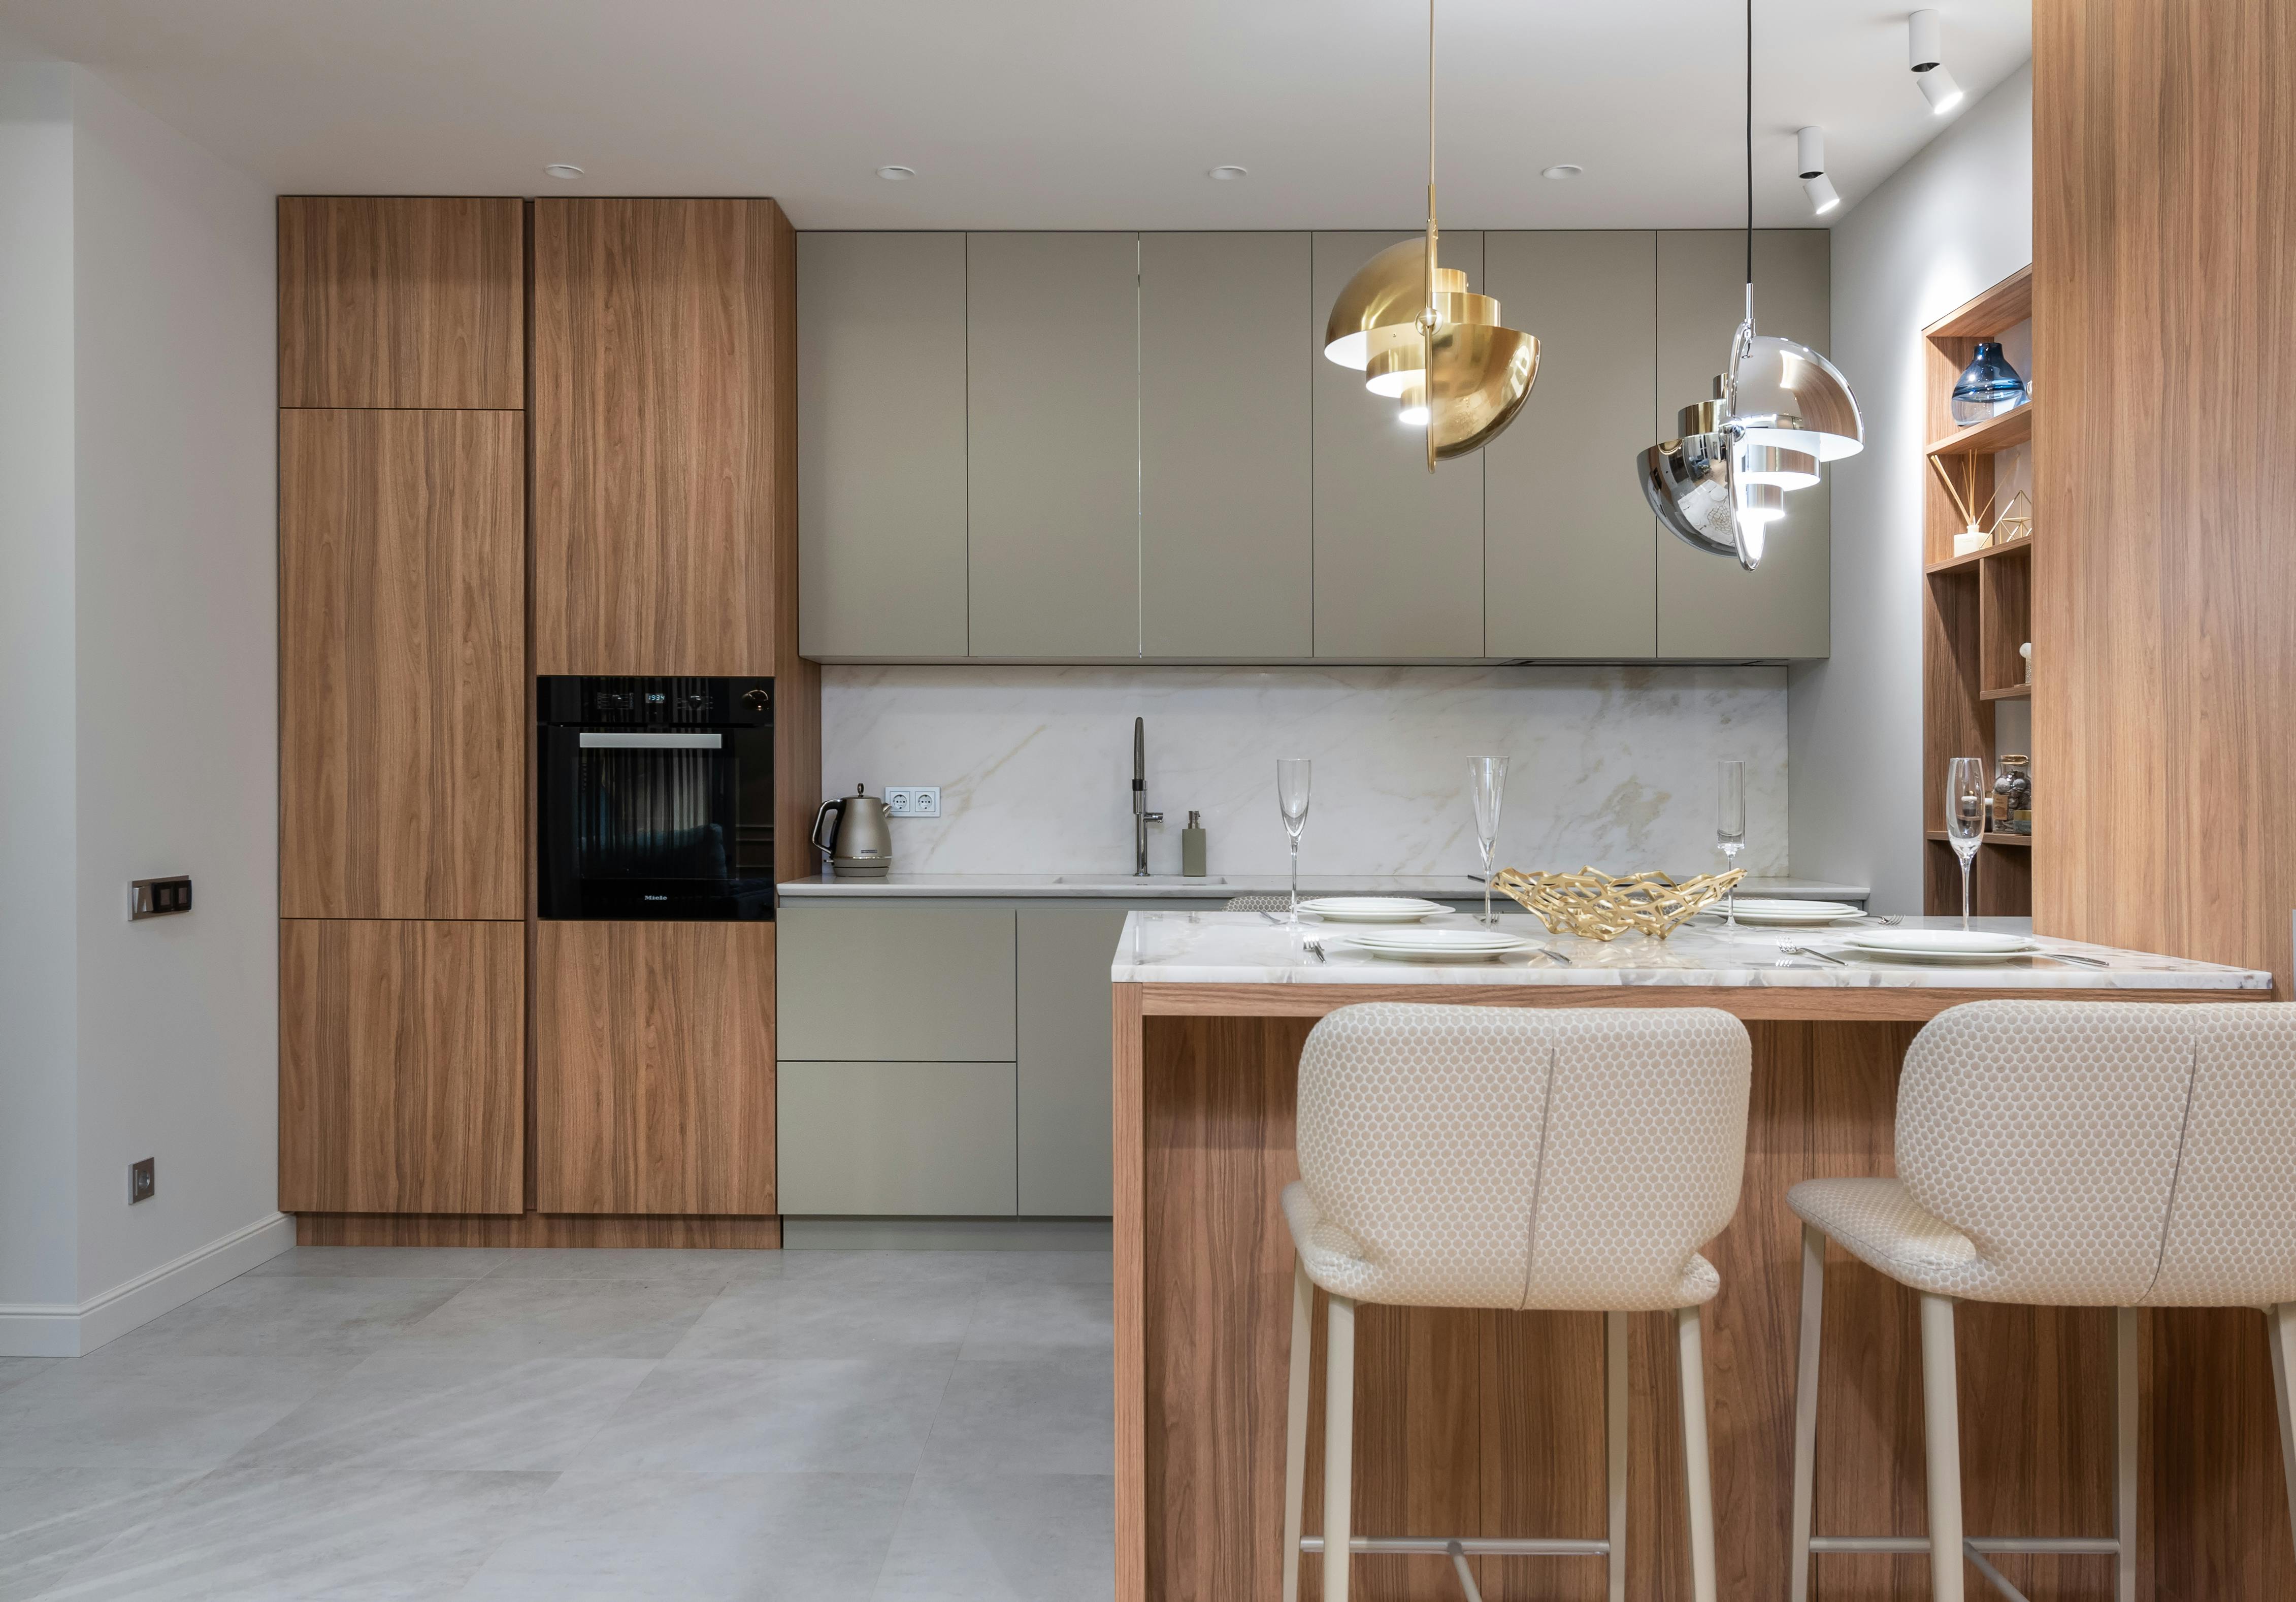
xmin=1493 ymin=867 xmax=1747 ymax=941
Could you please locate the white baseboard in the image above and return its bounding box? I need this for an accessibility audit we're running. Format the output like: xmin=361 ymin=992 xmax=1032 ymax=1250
xmin=0 ymin=1212 xmax=296 ymax=1357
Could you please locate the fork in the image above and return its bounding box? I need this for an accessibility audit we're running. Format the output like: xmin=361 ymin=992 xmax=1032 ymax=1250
xmin=1302 ymin=936 xmax=1328 ymax=964
xmin=1778 ymin=941 xmax=1848 ymax=966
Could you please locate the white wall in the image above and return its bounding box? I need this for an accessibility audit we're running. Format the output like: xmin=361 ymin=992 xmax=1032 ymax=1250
xmin=0 ymin=65 xmax=282 ymax=1353
xmin=1789 ymin=65 xmax=2033 ymax=912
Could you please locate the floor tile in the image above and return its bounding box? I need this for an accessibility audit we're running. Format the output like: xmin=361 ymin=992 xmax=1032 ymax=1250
xmin=0 ymin=1358 xmax=58 ymax=1395
xmin=959 ymin=1280 xmax=1112 ymax=1361
xmin=0 ymin=1468 xmax=194 ymax=1602
xmin=34 ymin=1464 xmax=551 ymax=1601
xmin=246 ymin=1247 xmax=511 ymax=1280
xmin=106 ymin=1276 xmax=468 ymax=1361
xmin=672 ymin=1279 xmax=975 ymax=1361
xmin=979 ymin=1251 xmax=1114 ymax=1287
xmin=925 ymin=1351 xmax=1113 ymax=1476
xmin=575 ymin=1358 xmax=951 ymax=1473
xmin=872 ymin=1470 xmax=1115 ymax=1602
xmin=388 ymin=1278 xmax=718 ymax=1361
xmin=225 ymin=1354 xmax=655 ymax=1473
xmin=0 ymin=1349 xmax=353 ymax=1471
xmin=460 ymin=1470 xmax=908 ymax=1602
xmin=484 ymin=1249 xmax=767 ymax=1291
xmin=772 ymin=1251 xmax=998 ymax=1291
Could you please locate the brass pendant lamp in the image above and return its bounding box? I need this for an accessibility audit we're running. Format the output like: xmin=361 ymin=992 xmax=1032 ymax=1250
xmin=1321 ymin=0 xmax=1538 ymax=470
xmin=1640 ymin=0 xmax=1862 ymax=569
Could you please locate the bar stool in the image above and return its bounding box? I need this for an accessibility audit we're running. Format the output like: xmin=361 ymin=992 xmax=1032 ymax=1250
xmin=1279 ymin=1001 xmax=1753 ymax=1602
xmin=1788 ymin=1000 xmax=2296 ymax=1602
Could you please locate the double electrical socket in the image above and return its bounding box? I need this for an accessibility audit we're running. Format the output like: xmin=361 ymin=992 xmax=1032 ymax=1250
xmin=883 ymin=787 xmax=942 ymax=818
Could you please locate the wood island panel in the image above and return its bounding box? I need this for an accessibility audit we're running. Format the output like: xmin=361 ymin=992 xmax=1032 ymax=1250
xmin=278 ymin=197 xmax=524 ymax=410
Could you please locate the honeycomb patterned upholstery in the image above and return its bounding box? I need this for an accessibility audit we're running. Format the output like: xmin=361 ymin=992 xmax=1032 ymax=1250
xmin=1284 ymin=1002 xmax=1752 ymax=1312
xmin=1788 ymin=1000 xmax=2296 ymax=1307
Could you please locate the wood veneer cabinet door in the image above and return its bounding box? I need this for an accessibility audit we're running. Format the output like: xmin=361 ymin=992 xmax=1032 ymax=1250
xmin=535 ymin=921 xmax=777 ymax=1215
xmin=1654 ymin=229 xmax=1832 ymax=660
xmin=280 ymin=409 xmax=523 ymax=921
xmin=278 ymin=197 xmax=523 ymax=410
xmin=1483 ymin=231 xmax=1659 ymax=658
xmin=1311 ymin=231 xmax=1486 ymax=659
xmin=279 ymin=919 xmax=524 ymax=1214
xmin=533 ymin=198 xmax=792 ymax=675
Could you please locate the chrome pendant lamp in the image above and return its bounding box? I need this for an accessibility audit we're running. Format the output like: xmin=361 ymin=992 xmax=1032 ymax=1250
xmin=1640 ymin=0 xmax=1862 ymax=570
xmin=1321 ymin=0 xmax=1538 ymax=470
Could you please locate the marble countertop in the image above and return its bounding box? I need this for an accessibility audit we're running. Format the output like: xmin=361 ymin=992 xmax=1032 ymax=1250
xmin=779 ymin=872 xmax=1873 ymax=902
xmin=1108 ymin=911 xmax=2273 ymax=991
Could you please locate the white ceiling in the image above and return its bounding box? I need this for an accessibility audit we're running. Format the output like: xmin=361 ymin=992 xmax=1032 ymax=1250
xmin=0 ymin=0 xmax=2030 ymax=229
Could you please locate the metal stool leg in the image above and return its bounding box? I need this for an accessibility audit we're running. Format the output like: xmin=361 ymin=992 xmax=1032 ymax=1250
xmin=2271 ymin=1302 xmax=2296 ymax=1563
xmin=1606 ymin=1311 xmax=1627 ymax=1602
xmin=1676 ymin=1305 xmax=1719 ymax=1602
xmin=1919 ymin=1293 xmax=1965 ymax=1602
xmin=1282 ymin=1258 xmax=1313 ymax=1602
xmin=1323 ymin=1294 xmax=1356 ymax=1602
xmin=1790 ymin=1225 xmax=1826 ymax=1602
xmin=2113 ymin=1308 xmax=2138 ymax=1602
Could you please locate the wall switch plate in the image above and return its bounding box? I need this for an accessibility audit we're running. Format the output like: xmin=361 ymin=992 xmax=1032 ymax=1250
xmin=884 ymin=787 xmax=941 ymax=818
xmin=129 ymin=1158 xmax=155 ymax=1204
xmin=130 ymin=876 xmax=193 ymax=920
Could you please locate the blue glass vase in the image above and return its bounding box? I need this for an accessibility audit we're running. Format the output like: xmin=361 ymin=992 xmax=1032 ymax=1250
xmin=1951 ymin=340 xmax=2026 ymax=426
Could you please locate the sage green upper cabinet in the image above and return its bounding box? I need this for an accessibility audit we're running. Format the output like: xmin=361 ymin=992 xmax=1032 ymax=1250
xmin=1311 ymin=231 xmax=1486 ymax=660
xmin=1139 ymin=234 xmax=1313 ymax=659
xmin=1655 ymin=230 xmax=1832 ymax=660
xmin=967 ymin=233 xmax=1141 ymax=659
xmin=798 ymin=233 xmax=970 ymax=660
xmin=1482 ymin=232 xmax=1658 ymax=659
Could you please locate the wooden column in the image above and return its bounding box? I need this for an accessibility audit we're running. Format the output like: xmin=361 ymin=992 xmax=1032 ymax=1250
xmin=2033 ymin=1 xmax=2296 ymax=1591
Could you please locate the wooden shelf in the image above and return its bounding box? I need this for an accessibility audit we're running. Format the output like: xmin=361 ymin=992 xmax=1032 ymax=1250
xmin=1926 ymin=830 xmax=2035 ymax=848
xmin=1982 ymin=683 xmax=2032 ymax=701
xmin=1925 ymin=537 xmax=2033 ymax=576
xmin=1927 ymin=402 xmax=2033 ymax=457
xmin=1923 ymin=264 xmax=2033 ymax=341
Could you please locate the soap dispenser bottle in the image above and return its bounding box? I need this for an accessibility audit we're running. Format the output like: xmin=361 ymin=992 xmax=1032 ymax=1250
xmin=1181 ymin=811 xmax=1207 ymax=878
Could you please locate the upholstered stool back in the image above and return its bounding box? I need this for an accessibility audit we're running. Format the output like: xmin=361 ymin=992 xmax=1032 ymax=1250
xmin=1289 ymin=1002 xmax=1751 ymax=1313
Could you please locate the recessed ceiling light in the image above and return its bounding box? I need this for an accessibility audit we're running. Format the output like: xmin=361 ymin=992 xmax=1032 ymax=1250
xmin=1541 ymin=164 xmax=1583 ymax=180
xmin=1208 ymin=165 xmax=1248 ymax=181
xmin=877 ymin=165 xmax=916 ymax=181
xmin=543 ymin=164 xmax=583 ymax=181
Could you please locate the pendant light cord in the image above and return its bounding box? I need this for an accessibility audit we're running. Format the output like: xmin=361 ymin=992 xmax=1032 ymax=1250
xmin=1745 ymin=0 xmax=1753 ymax=290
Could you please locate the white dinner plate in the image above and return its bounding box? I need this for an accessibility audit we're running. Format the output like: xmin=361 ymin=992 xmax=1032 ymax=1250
xmin=1701 ymin=898 xmax=1864 ymax=927
xmin=1840 ymin=928 xmax=2041 ymax=962
xmin=1342 ymin=927 xmax=1539 ymax=963
xmin=1296 ymin=896 xmax=1451 ymax=924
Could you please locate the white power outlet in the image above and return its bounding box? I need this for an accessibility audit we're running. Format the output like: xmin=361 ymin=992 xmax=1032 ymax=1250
xmin=884 ymin=786 xmax=941 ymax=818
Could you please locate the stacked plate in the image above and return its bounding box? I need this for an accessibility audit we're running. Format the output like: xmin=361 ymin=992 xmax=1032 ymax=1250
xmin=1295 ymin=896 xmax=1449 ymax=924
xmin=1702 ymin=898 xmax=1863 ymax=927
xmin=1838 ymin=928 xmax=2041 ymax=963
xmin=1341 ymin=927 xmax=1540 ymax=963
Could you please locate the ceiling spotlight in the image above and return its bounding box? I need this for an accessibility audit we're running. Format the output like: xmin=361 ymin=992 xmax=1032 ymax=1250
xmin=1208 ymin=165 xmax=1248 ymax=181
xmin=1541 ymin=164 xmax=1583 ymax=180
xmin=1909 ymin=10 xmax=1965 ymax=114
xmin=1795 ymin=126 xmax=1840 ymax=215
xmin=542 ymin=164 xmax=583 ymax=181
xmin=876 ymin=165 xmax=916 ymax=181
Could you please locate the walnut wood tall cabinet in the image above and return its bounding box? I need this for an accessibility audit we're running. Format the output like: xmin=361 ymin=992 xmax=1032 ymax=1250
xmin=278 ymin=195 xmax=815 ymax=1247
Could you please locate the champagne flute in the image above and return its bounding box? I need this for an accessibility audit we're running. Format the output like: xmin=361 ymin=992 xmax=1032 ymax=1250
xmin=1946 ymin=757 xmax=1989 ymax=931
xmin=1467 ymin=756 xmax=1509 ymax=925
xmin=1715 ymin=760 xmax=1746 ymax=926
xmin=1275 ymin=758 xmax=1313 ymax=927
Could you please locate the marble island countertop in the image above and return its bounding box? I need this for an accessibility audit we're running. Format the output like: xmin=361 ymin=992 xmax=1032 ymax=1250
xmin=1109 ymin=911 xmax=2274 ymax=991
xmin=780 ymin=871 xmax=1872 ymax=902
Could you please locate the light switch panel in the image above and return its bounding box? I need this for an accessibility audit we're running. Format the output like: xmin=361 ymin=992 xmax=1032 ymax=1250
xmin=130 ymin=876 xmax=193 ymax=920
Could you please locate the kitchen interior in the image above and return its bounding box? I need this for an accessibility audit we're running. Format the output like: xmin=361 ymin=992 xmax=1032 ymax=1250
xmin=3 ymin=2 xmax=2294 ymax=1600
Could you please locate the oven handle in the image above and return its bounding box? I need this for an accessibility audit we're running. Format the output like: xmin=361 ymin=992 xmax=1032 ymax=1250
xmin=576 ymin=732 xmax=724 ymax=749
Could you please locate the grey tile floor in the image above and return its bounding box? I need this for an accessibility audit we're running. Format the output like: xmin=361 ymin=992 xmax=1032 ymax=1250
xmin=0 ymin=1247 xmax=1115 ymax=1601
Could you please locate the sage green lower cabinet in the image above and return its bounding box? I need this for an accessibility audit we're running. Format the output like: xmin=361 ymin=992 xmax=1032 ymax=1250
xmin=1016 ymin=909 xmax=1125 ymax=1216
xmin=1654 ymin=230 xmax=1832 ymax=660
xmin=776 ymin=1062 xmax=1018 ymax=1216
xmin=774 ymin=903 xmax=1016 ymax=1062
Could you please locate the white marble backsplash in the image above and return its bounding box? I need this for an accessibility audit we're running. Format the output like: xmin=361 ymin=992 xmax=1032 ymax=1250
xmin=816 ymin=665 xmax=1789 ymax=880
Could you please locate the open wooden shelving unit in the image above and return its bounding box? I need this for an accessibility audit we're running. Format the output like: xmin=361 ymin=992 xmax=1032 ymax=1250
xmin=1921 ymin=264 xmax=2035 ymax=916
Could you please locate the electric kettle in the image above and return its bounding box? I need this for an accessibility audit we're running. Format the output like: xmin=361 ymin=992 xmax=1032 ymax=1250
xmin=811 ymin=783 xmax=895 ymax=878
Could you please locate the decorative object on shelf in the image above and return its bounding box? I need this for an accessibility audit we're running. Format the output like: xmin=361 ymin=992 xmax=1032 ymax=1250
xmin=1992 ymin=756 xmax=2032 ymax=835
xmin=1639 ymin=0 xmax=1862 ymax=572
xmin=1494 ymin=866 xmax=1747 ymax=942
xmin=2020 ymin=641 xmax=2033 ymax=683
xmin=1989 ymin=487 xmax=2033 ymax=544
xmin=1320 ymin=0 xmax=1537 ymax=470
xmin=1951 ymin=339 xmax=2027 ymax=425
xmin=1928 ymin=452 xmax=1992 ymax=556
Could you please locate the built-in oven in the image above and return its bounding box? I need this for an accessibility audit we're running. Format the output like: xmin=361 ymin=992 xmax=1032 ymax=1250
xmin=537 ymin=675 xmax=776 ymax=921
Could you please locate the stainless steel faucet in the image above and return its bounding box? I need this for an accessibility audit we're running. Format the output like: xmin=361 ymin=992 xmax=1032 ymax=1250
xmin=1133 ymin=717 xmax=1163 ymax=876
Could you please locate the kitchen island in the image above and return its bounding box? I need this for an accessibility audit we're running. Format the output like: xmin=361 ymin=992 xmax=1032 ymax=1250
xmin=1109 ymin=912 xmax=2271 ymax=1602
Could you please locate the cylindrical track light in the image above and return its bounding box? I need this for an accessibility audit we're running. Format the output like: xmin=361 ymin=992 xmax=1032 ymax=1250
xmin=1909 ymin=11 xmax=1964 ymax=114
xmin=1918 ymin=64 xmax=1965 ymax=114
xmin=1795 ymin=127 xmax=1839 ymax=214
